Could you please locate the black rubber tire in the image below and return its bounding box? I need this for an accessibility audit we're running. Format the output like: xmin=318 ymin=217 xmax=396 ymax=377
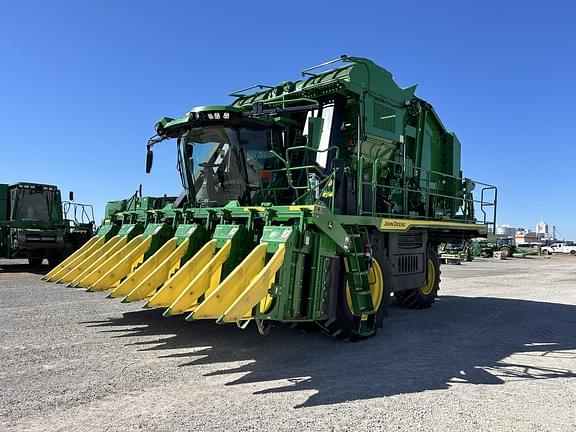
xmin=394 ymin=249 xmax=440 ymax=309
xmin=48 ymin=252 xmax=64 ymax=268
xmin=499 ymin=246 xmax=513 ymax=258
xmin=28 ymin=257 xmax=43 ymax=266
xmin=318 ymin=235 xmax=391 ymax=341
xmin=570 ymin=250 xmax=576 ymax=256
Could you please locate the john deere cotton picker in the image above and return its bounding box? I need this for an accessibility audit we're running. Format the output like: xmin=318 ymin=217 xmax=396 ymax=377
xmin=45 ymin=56 xmax=497 ymax=340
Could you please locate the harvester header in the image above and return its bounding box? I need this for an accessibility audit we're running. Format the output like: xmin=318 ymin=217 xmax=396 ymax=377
xmin=45 ymin=56 xmax=497 ymax=340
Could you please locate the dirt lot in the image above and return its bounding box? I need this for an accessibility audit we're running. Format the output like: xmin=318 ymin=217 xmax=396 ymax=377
xmin=1 ymin=255 xmax=575 ymax=431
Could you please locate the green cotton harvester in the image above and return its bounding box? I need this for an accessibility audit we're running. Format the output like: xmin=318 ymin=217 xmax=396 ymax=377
xmin=44 ymin=56 xmax=497 ymax=340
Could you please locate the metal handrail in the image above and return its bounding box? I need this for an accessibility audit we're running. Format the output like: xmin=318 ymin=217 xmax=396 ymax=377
xmin=63 ymin=201 xmax=95 ymax=226
xmin=229 ymin=84 xmax=274 ymax=98
xmin=358 ymin=157 xmax=497 ymax=226
xmin=301 ymin=56 xmax=349 ymax=77
xmin=252 ymin=145 xmax=339 ymax=206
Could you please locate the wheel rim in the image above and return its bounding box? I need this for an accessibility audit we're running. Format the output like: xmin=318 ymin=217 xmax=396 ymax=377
xmin=346 ymin=259 xmax=384 ymax=312
xmin=419 ymin=258 xmax=436 ymax=295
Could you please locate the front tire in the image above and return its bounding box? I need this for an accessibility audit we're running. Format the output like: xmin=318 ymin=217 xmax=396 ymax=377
xmin=28 ymin=257 xmax=43 ymax=266
xmin=499 ymin=246 xmax=513 ymax=258
xmin=48 ymin=251 xmax=65 ymax=268
xmin=319 ymin=240 xmax=391 ymax=341
xmin=395 ymin=249 xmax=440 ymax=309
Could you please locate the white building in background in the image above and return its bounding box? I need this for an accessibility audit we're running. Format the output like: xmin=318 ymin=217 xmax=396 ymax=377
xmin=498 ymin=220 xmax=557 ymax=245
xmin=535 ymin=219 xmax=557 ymax=241
xmin=536 ymin=219 xmax=548 ymax=235
xmin=496 ymin=224 xmax=516 ymax=237
xmin=515 ymin=228 xmax=541 ymax=246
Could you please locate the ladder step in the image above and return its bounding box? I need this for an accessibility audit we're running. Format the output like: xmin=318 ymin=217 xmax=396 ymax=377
xmin=351 ymin=288 xmax=372 ymax=294
xmin=344 ymin=227 xmax=375 ymax=318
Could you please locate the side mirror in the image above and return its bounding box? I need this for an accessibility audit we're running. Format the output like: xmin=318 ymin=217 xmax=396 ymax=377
xmin=146 ymin=149 xmax=154 ymax=173
xmin=68 ymin=191 xmax=74 ymax=201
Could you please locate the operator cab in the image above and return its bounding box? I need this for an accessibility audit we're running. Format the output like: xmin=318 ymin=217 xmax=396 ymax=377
xmin=178 ymin=125 xmax=284 ymax=206
xmin=9 ymin=183 xmax=60 ymax=223
xmin=151 ymin=102 xmax=343 ymax=209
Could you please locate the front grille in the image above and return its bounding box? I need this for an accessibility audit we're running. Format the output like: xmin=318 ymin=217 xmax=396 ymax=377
xmin=398 ymin=254 xmax=419 ymax=273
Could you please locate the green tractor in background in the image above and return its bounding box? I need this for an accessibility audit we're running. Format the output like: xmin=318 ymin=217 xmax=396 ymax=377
xmin=438 ymin=241 xmax=472 ymax=264
xmin=0 ymin=182 xmax=95 ymax=267
xmin=469 ymin=236 xmax=516 ymax=258
xmin=45 ymin=56 xmax=497 ymax=340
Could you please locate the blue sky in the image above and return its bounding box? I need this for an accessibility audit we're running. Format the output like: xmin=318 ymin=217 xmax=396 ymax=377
xmin=1 ymin=1 xmax=575 ymax=238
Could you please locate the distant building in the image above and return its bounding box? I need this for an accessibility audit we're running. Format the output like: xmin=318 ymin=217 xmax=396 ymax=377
xmin=515 ymin=229 xmax=541 ymax=246
xmin=536 ymin=219 xmax=548 ymax=235
xmin=499 ymin=220 xmax=557 ymax=245
xmin=496 ymin=224 xmax=516 ymax=237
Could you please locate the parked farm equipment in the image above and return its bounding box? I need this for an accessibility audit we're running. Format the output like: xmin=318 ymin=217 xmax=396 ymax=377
xmin=44 ymin=56 xmax=496 ymax=339
xmin=1 ymin=182 xmax=94 ymax=266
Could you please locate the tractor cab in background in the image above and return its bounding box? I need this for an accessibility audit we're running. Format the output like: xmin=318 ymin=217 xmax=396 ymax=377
xmin=0 ymin=182 xmax=94 ymax=266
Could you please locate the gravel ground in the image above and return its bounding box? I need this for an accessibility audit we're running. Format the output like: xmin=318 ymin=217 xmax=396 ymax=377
xmin=1 ymin=255 xmax=575 ymax=431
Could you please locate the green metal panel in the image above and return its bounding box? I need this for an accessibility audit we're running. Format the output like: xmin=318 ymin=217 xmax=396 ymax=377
xmin=105 ymin=200 xmax=127 ymax=218
xmin=0 ymin=184 xmax=8 ymax=222
xmin=95 ymin=223 xmax=120 ymax=240
xmin=448 ymin=133 xmax=462 ymax=179
xmin=364 ymin=95 xmax=405 ymax=142
xmin=141 ymin=223 xmax=174 ymax=260
xmin=232 ymin=57 xmax=416 ymax=111
xmin=52 ymin=189 xmax=63 ymax=224
xmin=117 ymin=223 xmax=144 ymax=238
xmin=211 ymin=224 xmax=254 ymax=279
xmin=173 ymin=223 xmax=209 ymax=263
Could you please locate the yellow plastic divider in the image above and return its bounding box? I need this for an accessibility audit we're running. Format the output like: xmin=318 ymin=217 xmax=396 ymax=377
xmin=145 ymin=240 xmax=217 ymax=309
xmin=59 ymin=236 xmax=126 ymax=284
xmin=71 ymin=235 xmax=142 ymax=288
xmin=43 ymin=236 xmax=104 ymax=281
xmin=87 ymin=236 xmax=153 ymax=291
xmin=219 ymin=244 xmax=286 ymax=323
xmin=108 ymin=237 xmax=179 ymax=299
xmin=120 ymin=238 xmax=190 ymax=302
xmin=162 ymin=240 xmax=232 ymax=316
xmin=191 ymin=243 xmax=268 ymax=320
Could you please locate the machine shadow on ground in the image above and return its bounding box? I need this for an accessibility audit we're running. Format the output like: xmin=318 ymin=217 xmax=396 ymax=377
xmin=0 ymin=261 xmax=49 ymax=275
xmin=83 ymin=295 xmax=576 ymax=408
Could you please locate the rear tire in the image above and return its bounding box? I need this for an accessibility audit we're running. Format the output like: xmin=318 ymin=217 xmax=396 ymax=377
xmin=499 ymin=246 xmax=513 ymax=258
xmin=395 ymin=249 xmax=440 ymax=309
xmin=570 ymin=250 xmax=576 ymax=256
xmin=318 ymin=238 xmax=391 ymax=341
